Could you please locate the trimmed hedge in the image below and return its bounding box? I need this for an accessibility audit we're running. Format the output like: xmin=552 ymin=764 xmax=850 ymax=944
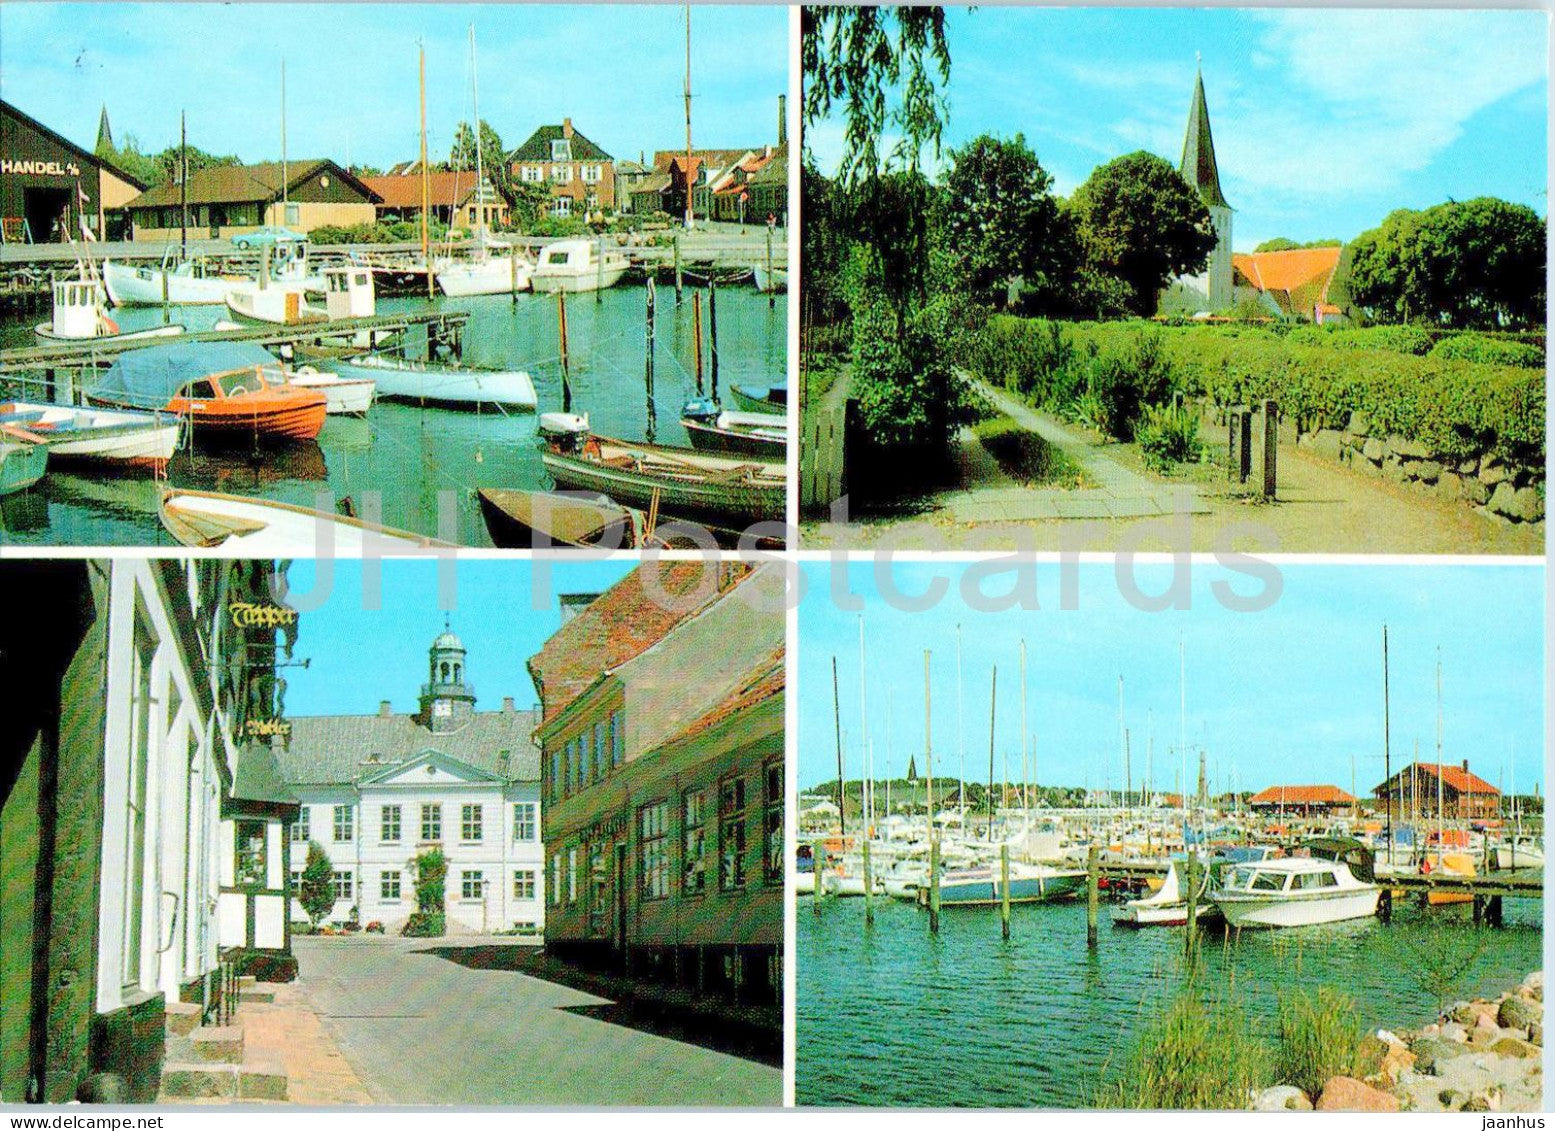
xmin=1284 ymin=324 xmax=1434 ymax=356
xmin=971 ymin=316 xmax=1545 ymax=465
xmin=1428 ymin=333 xmax=1545 ymax=369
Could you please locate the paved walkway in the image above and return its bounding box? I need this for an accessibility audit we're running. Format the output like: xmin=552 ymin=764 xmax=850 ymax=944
xmin=935 ymin=379 xmax=1208 ymax=523
xmin=290 ymin=936 xmax=781 ymax=1106
xmin=241 ymin=982 xmax=374 ymax=1105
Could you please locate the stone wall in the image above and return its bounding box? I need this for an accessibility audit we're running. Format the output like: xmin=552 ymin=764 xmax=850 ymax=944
xmin=1296 ymin=410 xmax=1544 ymax=525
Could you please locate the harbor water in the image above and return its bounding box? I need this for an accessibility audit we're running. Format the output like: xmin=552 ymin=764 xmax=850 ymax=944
xmin=0 ymin=284 xmax=786 ymax=546
xmin=796 ymin=895 xmax=1542 ymax=1108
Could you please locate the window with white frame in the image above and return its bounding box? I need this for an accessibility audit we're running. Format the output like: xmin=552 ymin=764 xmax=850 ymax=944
xmin=522 ymin=164 xmax=544 ymax=183
xmin=639 ymin=801 xmax=669 ymax=900
xmin=683 ymin=788 xmax=708 ymax=895
xmin=513 ymin=870 xmax=536 ymax=900
xmin=291 ymin=868 xmax=302 ymax=893
xmin=462 ymin=803 xmax=483 ymax=842
xmin=567 ymin=847 xmax=578 ymax=903
xmin=550 ymin=138 xmax=572 ymax=162
xmin=333 ymin=804 xmax=353 ymax=842
xmin=549 ymin=749 xmax=562 ymax=802
xmin=461 ymin=869 xmax=484 ymax=900
xmin=421 ymin=803 xmax=441 ymax=841
xmin=550 ymin=853 xmax=561 ymax=906
xmin=291 ymin=806 xmax=310 ymax=843
xmin=332 ymin=871 xmax=353 ymax=901
xmin=235 ymin=819 xmax=267 ymax=887
xmin=552 ymin=197 xmax=572 ymax=218
xmin=513 ymin=802 xmax=536 ymax=841
xmin=582 ymin=164 xmax=602 ymax=183
xmin=551 ymin=164 xmax=572 ymax=184
xmin=381 ymin=871 xmax=402 ymax=900
xmin=122 ymin=612 xmax=156 ymax=992
xmin=765 ymin=761 xmax=784 ymax=884
xmin=719 ymin=776 xmax=747 ymax=891
xmin=381 ymin=804 xmax=401 ymax=843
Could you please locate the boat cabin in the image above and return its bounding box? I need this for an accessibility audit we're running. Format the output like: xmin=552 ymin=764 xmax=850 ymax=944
xmin=177 ymin=365 xmax=282 ymax=403
xmin=51 ymin=278 xmax=106 ymax=338
xmin=321 ymin=266 xmax=375 ymax=320
xmin=1223 ymin=863 xmax=1346 ymax=894
xmin=538 ymin=240 xmax=590 ymax=271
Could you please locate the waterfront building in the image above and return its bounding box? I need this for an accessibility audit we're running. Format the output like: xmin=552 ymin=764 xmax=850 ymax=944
xmin=626 ymin=172 xmax=673 ymax=216
xmin=0 ymin=560 xmax=293 ymax=1103
xmin=508 ymin=119 xmax=615 ymax=217
xmin=362 ymin=170 xmax=509 ymax=232
xmin=1373 ymin=761 xmax=1501 ymax=822
xmin=275 ymin=623 xmax=544 ymax=935
xmin=1247 ymin=784 xmax=1357 ymax=817
xmin=528 ymin=562 xmax=784 ymax=1016
xmin=707 ymin=146 xmax=785 ymax=224
xmin=122 ymin=159 xmax=380 ymax=241
xmin=1 ymin=99 xmax=147 ymax=242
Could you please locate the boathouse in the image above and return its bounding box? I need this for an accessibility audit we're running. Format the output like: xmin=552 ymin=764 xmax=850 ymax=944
xmin=508 ymin=119 xmax=615 ymax=216
xmin=1373 ymin=761 xmax=1500 ymax=822
xmin=273 ymin=623 xmax=544 ymax=936
xmin=123 ymin=159 xmax=379 ymax=241
xmin=1247 ymin=784 xmax=1357 ymax=817
xmin=1 ymin=100 xmax=146 ymax=243
xmin=361 ymin=169 xmax=509 ymax=232
xmin=528 ymin=562 xmax=783 ymax=1021
xmin=0 ymin=560 xmax=292 ymax=1103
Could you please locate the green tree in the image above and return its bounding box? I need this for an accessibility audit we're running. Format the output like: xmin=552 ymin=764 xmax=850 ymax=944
xmin=802 ymin=5 xmax=952 ymax=183
xmin=449 ymin=119 xmax=521 ymax=222
xmin=1253 ymin=237 xmax=1341 ymax=252
xmin=298 ymin=841 xmax=335 ymax=928
xmin=1068 ymin=151 xmax=1217 ymax=317
xmin=937 ymin=133 xmax=1063 ymax=309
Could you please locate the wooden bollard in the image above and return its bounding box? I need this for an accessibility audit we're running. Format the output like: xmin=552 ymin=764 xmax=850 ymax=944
xmin=673 ymin=235 xmax=683 ymax=304
xmin=1086 ymin=844 xmax=1099 ymax=949
xmin=510 ymin=251 xmax=520 ymax=303
xmin=928 ymin=838 xmax=941 ymax=935
xmin=1262 ymin=399 xmax=1278 ymax=499
xmin=1000 ymin=844 xmax=1011 ymax=940
xmin=708 ymin=277 xmax=720 ymax=401
xmin=1183 ymin=851 xmax=1200 ymax=959
xmin=862 ymin=839 xmax=874 ymax=927
xmin=765 ymin=225 xmax=776 ymax=310
xmin=644 ymin=280 xmax=657 ymax=439
xmin=813 ymin=841 xmax=826 ymax=915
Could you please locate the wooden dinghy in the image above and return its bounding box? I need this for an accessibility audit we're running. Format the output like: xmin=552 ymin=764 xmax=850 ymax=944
xmin=0 ymin=438 xmax=49 ymax=496
xmin=0 ymin=401 xmax=182 ymax=468
xmin=159 ymin=488 xmax=456 ymax=553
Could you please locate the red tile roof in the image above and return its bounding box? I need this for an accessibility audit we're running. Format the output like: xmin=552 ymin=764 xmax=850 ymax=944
xmin=1232 ymin=247 xmax=1343 ymax=310
xmin=1415 ymin=762 xmax=1499 ymax=796
xmin=362 ymin=171 xmax=491 ymax=210
xmin=1249 ymin=784 xmax=1356 ymax=806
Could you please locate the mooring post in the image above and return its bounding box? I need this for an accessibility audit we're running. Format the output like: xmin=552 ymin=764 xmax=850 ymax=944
xmin=692 ymin=290 xmax=705 ymax=397
xmin=1378 ymin=887 xmax=1392 ymax=923
xmin=510 ymin=251 xmax=520 ymax=304
xmin=1473 ymin=894 xmax=1485 ymax=925
xmin=1489 ymin=894 xmax=1505 ymax=928
xmin=674 ymin=235 xmax=683 ymax=304
xmin=162 ymin=265 xmax=171 ymax=325
xmin=1184 ymin=851 xmax=1200 ymax=960
xmin=644 ymin=279 xmax=657 ymax=441
xmin=594 ymin=236 xmax=604 ymax=303
xmin=813 ymin=841 xmax=826 ymax=915
xmin=862 ymin=838 xmax=874 ymax=927
xmin=1262 ymin=398 xmax=1278 ymax=499
xmin=1086 ymin=844 xmax=1099 ymax=949
xmin=1000 ymin=843 xmax=1012 ymax=940
xmin=708 ymin=277 xmax=720 ymax=402
xmin=928 ymin=837 xmax=941 ymax=935
xmin=765 ymin=224 xmax=776 ymax=310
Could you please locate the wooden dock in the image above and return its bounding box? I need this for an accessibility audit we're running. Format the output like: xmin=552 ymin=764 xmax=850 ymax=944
xmin=0 ymin=309 xmax=470 ymax=375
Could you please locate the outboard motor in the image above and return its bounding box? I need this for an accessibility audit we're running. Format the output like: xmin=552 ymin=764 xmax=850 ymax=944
xmin=538 ymin=411 xmax=591 ymax=453
xmin=682 ymin=396 xmax=719 ymax=424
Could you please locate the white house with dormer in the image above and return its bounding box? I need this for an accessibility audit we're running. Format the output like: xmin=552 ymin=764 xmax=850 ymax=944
xmin=275 ymin=623 xmax=545 ymax=935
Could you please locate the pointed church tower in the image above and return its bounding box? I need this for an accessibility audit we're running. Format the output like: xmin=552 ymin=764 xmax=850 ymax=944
xmin=1179 ymin=63 xmax=1234 ymax=311
xmin=417 ymin=617 xmax=477 ymax=733
xmin=95 ymin=104 xmax=115 ymax=157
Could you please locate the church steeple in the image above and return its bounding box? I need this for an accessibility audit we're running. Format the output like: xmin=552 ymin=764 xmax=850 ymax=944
xmin=95 ymin=104 xmax=114 ymax=157
xmin=1180 ymin=62 xmax=1229 ymax=210
xmin=418 ymin=616 xmax=476 ymax=732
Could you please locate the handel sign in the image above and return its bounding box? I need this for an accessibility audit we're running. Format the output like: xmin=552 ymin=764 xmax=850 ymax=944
xmin=1 ymin=158 xmax=82 ymax=177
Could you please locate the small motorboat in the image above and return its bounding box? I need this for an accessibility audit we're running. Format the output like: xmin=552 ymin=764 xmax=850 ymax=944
xmin=530 ymin=238 xmax=629 ymax=294
xmin=478 ymin=488 xmax=648 ymax=549
xmin=86 ymin=341 xmax=327 ymax=443
xmin=932 ymin=860 xmax=1088 ymax=906
xmin=728 ymin=381 xmax=787 ymax=414
xmin=680 ymin=399 xmax=787 ymax=461
xmin=286 ymin=368 xmax=376 ymax=416
xmin=158 ymin=487 xmax=455 ymax=553
xmin=328 ymin=353 xmax=536 ymax=410
xmin=1210 ymin=856 xmax=1379 ymax=929
xmin=0 ymin=401 xmax=182 ymax=468
xmin=34 ymin=277 xmax=187 ymax=344
xmin=0 ymin=439 xmax=49 ymax=496
xmin=1494 ymin=836 xmax=1544 ymax=870
xmin=103 ymin=254 xmax=238 ymax=306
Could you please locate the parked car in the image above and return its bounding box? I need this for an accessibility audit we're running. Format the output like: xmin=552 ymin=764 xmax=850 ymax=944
xmin=231 ymin=227 xmax=306 ymax=250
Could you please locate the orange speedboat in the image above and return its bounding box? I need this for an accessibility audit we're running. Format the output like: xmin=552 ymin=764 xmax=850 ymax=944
xmin=87 ymin=341 xmax=327 ymax=443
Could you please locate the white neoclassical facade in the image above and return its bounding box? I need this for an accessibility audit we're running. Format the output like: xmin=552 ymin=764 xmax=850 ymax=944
xmin=277 ymin=624 xmax=545 ymax=935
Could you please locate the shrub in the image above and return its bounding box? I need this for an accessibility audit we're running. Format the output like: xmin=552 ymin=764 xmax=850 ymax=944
xmin=1136 ymin=402 xmax=1204 ymax=471
xmin=401 ymin=911 xmax=446 ymax=938
xmin=413 ymin=848 xmax=448 ymax=913
xmin=1097 ymin=984 xmax=1270 ymax=1109
xmin=973 ymin=417 xmax=1088 ymax=486
xmin=1286 ymin=324 xmax=1433 ymax=356
xmin=231 ymin=950 xmax=299 ymax=983
xmin=1084 ymin=331 xmax=1176 ymax=441
xmin=1429 ymin=333 xmax=1545 ymax=368
xmin=1274 ymin=988 xmax=1363 ymax=1098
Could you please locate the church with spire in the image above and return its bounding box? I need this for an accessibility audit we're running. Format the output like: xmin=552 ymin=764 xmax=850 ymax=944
xmin=1161 ymin=61 xmax=1235 ymax=315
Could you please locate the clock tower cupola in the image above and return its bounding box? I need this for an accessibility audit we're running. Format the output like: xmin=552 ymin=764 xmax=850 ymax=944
xmin=418 ymin=616 xmax=476 ymax=731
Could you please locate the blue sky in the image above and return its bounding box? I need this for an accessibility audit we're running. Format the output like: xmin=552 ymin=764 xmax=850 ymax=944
xmin=796 ymin=562 xmax=1544 ymax=800
xmin=806 ymin=8 xmax=1548 ymax=249
xmin=0 ymin=4 xmax=786 ymax=169
xmin=279 ymin=559 xmax=634 ymax=718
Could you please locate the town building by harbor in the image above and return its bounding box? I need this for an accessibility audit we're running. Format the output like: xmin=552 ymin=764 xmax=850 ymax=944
xmin=123 ymin=159 xmax=379 ymax=241
xmin=362 ymin=168 xmax=509 ymax=232
xmin=528 ymin=562 xmax=784 ymax=1017
xmin=1247 ymin=784 xmax=1358 ymax=817
xmin=1 ymin=99 xmax=146 ymax=242
xmin=1374 ymin=761 xmax=1502 ymax=822
xmin=509 ymin=119 xmax=615 ymax=217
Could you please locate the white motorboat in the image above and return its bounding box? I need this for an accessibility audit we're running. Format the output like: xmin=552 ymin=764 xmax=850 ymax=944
xmin=328 ymin=354 xmax=536 ymax=410
xmin=287 ymin=367 xmax=376 ymax=416
xmin=823 ymin=872 xmax=884 ymax=898
xmin=530 ymin=238 xmax=629 ymax=294
xmin=34 ymin=278 xmax=186 ymax=344
xmin=103 ymin=255 xmax=238 ymax=306
xmin=0 ymin=401 xmax=182 ymax=468
xmin=753 ymin=263 xmax=787 ymax=293
xmin=1494 ymin=836 xmax=1544 ymax=870
xmin=935 ymin=860 xmax=1087 ymax=906
xmin=225 ymin=266 xmax=395 ymax=350
xmin=158 ymin=487 xmax=453 ymax=553
xmin=1211 ymin=857 xmax=1379 ymax=929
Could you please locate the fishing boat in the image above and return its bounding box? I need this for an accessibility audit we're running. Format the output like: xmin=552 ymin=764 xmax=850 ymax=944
xmin=326 ymin=353 xmax=535 ymax=410
xmin=35 ymin=278 xmax=187 ymax=344
xmin=1210 ymin=857 xmax=1379 ymax=929
xmin=436 ymin=243 xmax=533 ymax=296
xmin=158 ymin=487 xmax=454 ymax=553
xmin=542 ymin=431 xmax=784 ymax=528
xmin=680 ymin=403 xmax=787 ymax=460
xmin=0 ymin=402 xmax=182 ymax=468
xmin=224 ymin=266 xmax=390 ymax=351
xmin=530 ymin=238 xmax=629 ymax=294
xmin=932 ymin=860 xmax=1087 ymax=906
xmin=0 ymin=440 xmax=48 ymax=496
xmin=753 ymin=263 xmax=787 ymax=293
xmin=86 ymin=341 xmax=327 ymax=442
xmin=728 ymin=381 xmax=786 ymax=414
xmin=103 ymin=254 xmax=237 ymax=306
xmin=286 ymin=368 xmax=376 ymax=416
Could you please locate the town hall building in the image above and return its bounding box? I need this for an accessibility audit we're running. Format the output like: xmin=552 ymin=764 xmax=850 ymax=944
xmin=275 ymin=623 xmax=545 ymax=935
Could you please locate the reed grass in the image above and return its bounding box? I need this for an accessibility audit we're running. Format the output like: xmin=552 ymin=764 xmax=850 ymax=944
xmin=1273 ymin=986 xmax=1364 ymax=1098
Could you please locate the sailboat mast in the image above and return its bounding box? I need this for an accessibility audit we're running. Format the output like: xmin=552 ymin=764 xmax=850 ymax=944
xmin=420 ymin=44 xmax=433 ymax=299
xmin=832 ymin=656 xmax=845 ymax=837
xmin=956 ymin=623 xmax=965 ymax=818
xmin=986 ymin=666 xmax=997 ymax=843
xmin=924 ymin=650 xmax=934 ymax=841
xmin=1019 ymin=639 xmax=1028 ymax=812
xmin=1179 ymin=639 xmax=1187 ymax=840
xmin=179 ymin=110 xmax=187 ymax=258
xmin=859 ymin=616 xmax=870 ymax=837
xmin=683 ymin=3 xmax=694 ymax=230
xmin=1436 ymin=648 xmax=1444 ymax=850
xmin=1383 ymin=625 xmax=1392 ymax=863
xmin=469 ymin=25 xmax=486 ymax=245
xmin=280 ymin=59 xmax=288 ymax=222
